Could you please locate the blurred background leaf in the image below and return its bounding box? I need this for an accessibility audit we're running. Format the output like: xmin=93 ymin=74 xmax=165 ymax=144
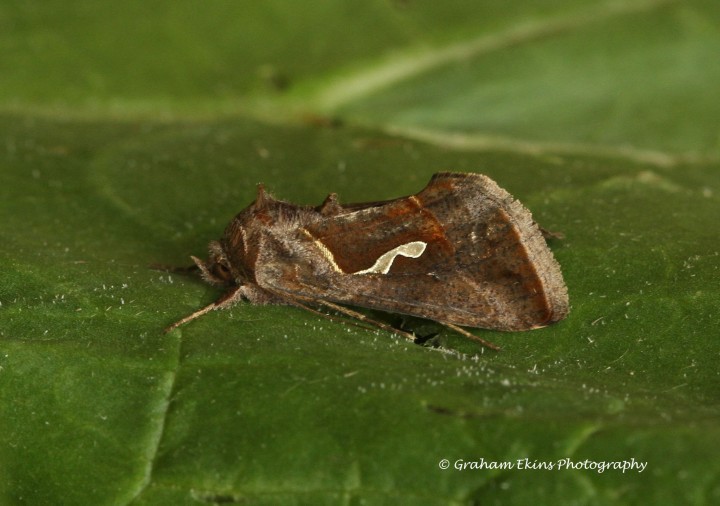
xmin=1 ymin=1 xmax=718 ymax=505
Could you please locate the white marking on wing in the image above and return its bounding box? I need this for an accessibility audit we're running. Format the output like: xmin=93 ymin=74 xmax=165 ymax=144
xmin=301 ymin=228 xmax=345 ymax=273
xmin=353 ymin=241 xmax=427 ymax=275
xmin=240 ymin=226 xmax=249 ymax=255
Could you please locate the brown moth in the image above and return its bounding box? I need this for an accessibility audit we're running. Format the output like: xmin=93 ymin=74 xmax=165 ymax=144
xmin=166 ymin=172 xmax=569 ymax=350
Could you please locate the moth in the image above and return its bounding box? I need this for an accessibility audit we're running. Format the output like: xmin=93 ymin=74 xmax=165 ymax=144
xmin=166 ymin=172 xmax=569 ymax=350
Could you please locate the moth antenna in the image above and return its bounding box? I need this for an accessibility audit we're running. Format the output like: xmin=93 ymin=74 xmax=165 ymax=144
xmin=440 ymin=322 xmax=501 ymax=351
xmin=318 ymin=192 xmax=342 ymax=216
xmin=191 ymin=255 xmax=214 ymax=283
xmin=317 ymin=300 xmax=419 ymax=342
xmin=274 ymin=290 xmax=418 ymax=343
xmin=271 ymin=293 xmax=380 ymax=335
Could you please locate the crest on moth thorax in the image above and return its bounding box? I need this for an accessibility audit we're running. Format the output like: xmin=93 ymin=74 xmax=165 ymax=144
xmin=165 ymin=172 xmax=569 ymax=351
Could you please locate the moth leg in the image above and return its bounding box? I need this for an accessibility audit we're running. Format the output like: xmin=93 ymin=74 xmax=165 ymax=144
xmin=440 ymin=322 xmax=501 ymax=351
xmin=164 ymin=301 xmax=217 ymax=333
xmin=238 ymin=283 xmax=287 ymax=305
xmin=164 ymin=286 xmax=242 ymax=333
xmin=540 ymin=227 xmax=565 ymax=240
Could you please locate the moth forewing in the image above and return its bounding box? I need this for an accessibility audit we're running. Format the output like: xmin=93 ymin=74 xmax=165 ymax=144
xmin=166 ymin=172 xmax=569 ymax=350
xmin=264 ymin=172 xmax=567 ymax=331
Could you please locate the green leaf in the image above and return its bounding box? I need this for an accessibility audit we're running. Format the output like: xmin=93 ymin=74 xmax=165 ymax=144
xmin=1 ymin=2 xmax=719 ymax=505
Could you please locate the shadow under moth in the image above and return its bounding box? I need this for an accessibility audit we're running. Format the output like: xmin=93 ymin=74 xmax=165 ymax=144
xmin=165 ymin=172 xmax=569 ymax=350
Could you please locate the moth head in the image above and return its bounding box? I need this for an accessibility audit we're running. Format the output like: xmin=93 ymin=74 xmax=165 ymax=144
xmin=192 ymin=240 xmax=235 ymax=286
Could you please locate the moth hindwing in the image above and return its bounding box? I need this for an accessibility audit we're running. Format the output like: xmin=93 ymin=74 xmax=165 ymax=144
xmin=166 ymin=172 xmax=569 ymax=351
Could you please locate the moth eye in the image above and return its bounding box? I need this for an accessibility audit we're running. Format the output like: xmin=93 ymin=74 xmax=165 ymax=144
xmin=214 ymin=262 xmax=233 ymax=281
